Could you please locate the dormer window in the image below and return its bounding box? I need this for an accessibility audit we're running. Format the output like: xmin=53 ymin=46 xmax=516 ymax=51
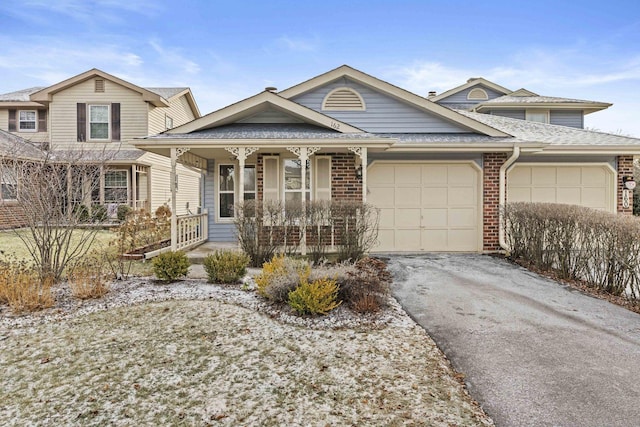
xmin=467 ymin=88 xmax=489 ymax=100
xmin=526 ymin=110 xmax=549 ymax=124
xmin=95 ymin=79 xmax=105 ymax=93
xmin=322 ymin=87 xmax=365 ymax=111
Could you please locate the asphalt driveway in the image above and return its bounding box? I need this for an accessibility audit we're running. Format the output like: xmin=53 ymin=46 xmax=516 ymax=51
xmin=388 ymin=254 xmax=640 ymax=427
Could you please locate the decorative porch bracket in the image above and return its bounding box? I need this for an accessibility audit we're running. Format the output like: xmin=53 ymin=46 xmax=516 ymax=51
xmin=348 ymin=146 xmax=368 ymax=202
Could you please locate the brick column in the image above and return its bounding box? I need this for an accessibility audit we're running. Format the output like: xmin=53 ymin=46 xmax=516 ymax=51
xmin=617 ymin=155 xmax=634 ymax=215
xmin=483 ymin=153 xmax=507 ymax=251
xmin=330 ymin=153 xmax=363 ymax=202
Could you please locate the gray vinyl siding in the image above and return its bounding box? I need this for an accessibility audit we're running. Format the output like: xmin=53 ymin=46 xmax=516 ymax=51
xmin=489 ymin=110 xmax=526 ymax=120
xmin=238 ymin=108 xmax=304 ymax=123
xmin=291 ymin=79 xmax=468 ymax=133
xmin=204 ymin=160 xmax=236 ymax=242
xmin=550 ymin=110 xmax=584 ymax=128
xmin=436 ymin=84 xmax=505 ymax=109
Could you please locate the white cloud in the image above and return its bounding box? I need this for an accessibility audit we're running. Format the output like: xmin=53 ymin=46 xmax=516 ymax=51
xmin=275 ymin=36 xmax=317 ymax=52
xmin=149 ymin=39 xmax=201 ymax=75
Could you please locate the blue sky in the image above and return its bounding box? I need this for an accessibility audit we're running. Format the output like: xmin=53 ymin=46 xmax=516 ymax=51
xmin=1 ymin=0 xmax=640 ymax=135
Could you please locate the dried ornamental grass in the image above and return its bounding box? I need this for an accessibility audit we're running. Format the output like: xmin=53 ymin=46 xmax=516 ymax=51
xmin=68 ymin=259 xmax=110 ymax=300
xmin=0 ymin=259 xmax=53 ymax=313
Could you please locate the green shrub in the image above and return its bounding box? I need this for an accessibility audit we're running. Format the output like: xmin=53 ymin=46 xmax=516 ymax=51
xmin=339 ymin=258 xmax=391 ymax=313
xmin=73 ymin=204 xmax=90 ymax=223
xmin=117 ymin=204 xmax=133 ymax=222
xmin=91 ymin=204 xmax=108 ymax=222
xmin=152 ymin=251 xmax=190 ymax=282
xmin=288 ymin=278 xmax=341 ymax=315
xmin=203 ymin=251 xmax=250 ymax=284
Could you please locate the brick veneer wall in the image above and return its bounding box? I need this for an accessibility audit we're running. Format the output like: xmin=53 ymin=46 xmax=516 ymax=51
xmin=483 ymin=152 xmax=507 ymax=251
xmin=617 ymin=155 xmax=634 ymax=214
xmin=0 ymin=204 xmax=28 ymax=229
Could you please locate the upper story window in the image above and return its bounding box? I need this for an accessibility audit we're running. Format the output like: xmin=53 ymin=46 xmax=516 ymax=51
xmin=19 ymin=110 xmax=37 ymax=131
xmin=526 ymin=110 xmax=549 ymax=124
xmin=165 ymin=115 xmax=174 ymax=130
xmin=89 ymin=105 xmax=110 ymax=140
xmin=322 ymin=87 xmax=366 ymax=111
xmin=467 ymin=88 xmax=489 ymax=100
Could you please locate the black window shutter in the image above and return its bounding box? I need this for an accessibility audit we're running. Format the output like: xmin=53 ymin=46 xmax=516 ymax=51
xmin=77 ymin=103 xmax=86 ymax=142
xmin=8 ymin=109 xmax=16 ymax=132
xmin=38 ymin=109 xmax=47 ymax=132
xmin=111 ymin=103 xmax=120 ymax=141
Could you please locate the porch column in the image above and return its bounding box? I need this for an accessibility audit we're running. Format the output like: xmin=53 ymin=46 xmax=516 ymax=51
xmin=348 ymin=146 xmax=367 ymax=202
xmin=224 ymin=147 xmax=259 ymax=206
xmin=170 ymin=147 xmax=190 ymax=251
xmin=131 ymin=164 xmax=137 ymax=210
xmin=287 ymin=146 xmax=321 ymax=255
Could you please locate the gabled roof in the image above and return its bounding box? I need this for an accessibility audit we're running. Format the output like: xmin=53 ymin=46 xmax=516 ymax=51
xmin=29 ymin=69 xmax=170 ymax=107
xmin=509 ymin=88 xmax=539 ymax=97
xmin=166 ymin=90 xmax=364 ymax=134
xmin=0 ymin=86 xmax=47 ymax=108
xmin=457 ymin=110 xmax=640 ymax=149
xmin=474 ymin=95 xmax=611 ymax=114
xmin=429 ymin=77 xmax=512 ymax=102
xmin=277 ymin=65 xmax=509 ymax=137
xmin=146 ymin=87 xmax=201 ymax=118
xmin=0 ymin=129 xmax=46 ymax=160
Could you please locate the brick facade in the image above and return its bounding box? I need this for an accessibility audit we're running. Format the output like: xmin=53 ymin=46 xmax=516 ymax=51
xmin=482 ymin=152 xmax=507 ymax=251
xmin=0 ymin=204 xmax=28 ymax=229
xmin=617 ymin=155 xmax=634 ymax=214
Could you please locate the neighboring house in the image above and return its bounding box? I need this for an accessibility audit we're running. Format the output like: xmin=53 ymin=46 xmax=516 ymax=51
xmin=132 ymin=65 xmax=640 ymax=253
xmin=0 ymin=69 xmax=204 ymax=222
xmin=430 ymin=77 xmax=611 ymax=128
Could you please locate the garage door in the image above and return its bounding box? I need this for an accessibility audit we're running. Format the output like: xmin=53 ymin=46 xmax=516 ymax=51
xmin=368 ymin=162 xmax=481 ymax=252
xmin=508 ymin=164 xmax=614 ymax=211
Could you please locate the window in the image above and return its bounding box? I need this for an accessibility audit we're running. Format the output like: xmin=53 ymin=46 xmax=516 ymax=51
xmin=284 ymin=159 xmax=310 ymax=207
xmin=19 ymin=110 xmax=37 ymax=131
xmin=165 ymin=116 xmax=174 ymax=130
xmin=467 ymin=88 xmax=489 ymax=100
xmin=218 ymin=164 xmax=256 ymax=219
xmin=104 ymin=170 xmax=128 ymax=203
xmin=526 ymin=110 xmax=549 ymax=124
xmin=1 ymin=170 xmax=17 ymax=201
xmin=89 ymin=105 xmax=110 ymax=140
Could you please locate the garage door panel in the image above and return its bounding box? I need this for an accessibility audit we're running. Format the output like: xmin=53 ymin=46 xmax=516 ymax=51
xmin=532 ymin=167 xmax=557 ymax=185
xmin=582 ymin=188 xmax=608 ymax=209
xmin=422 ymin=187 xmax=447 ymax=205
xmin=556 ymin=188 xmax=581 ymax=205
xmin=509 ymin=168 xmax=532 ymax=185
xmin=508 ymin=187 xmax=531 ymax=203
xmin=396 ymin=208 xmax=421 ymax=227
xmin=423 ymin=208 xmax=448 ymax=227
xmin=531 ymin=187 xmax=557 ymax=202
xmin=395 ymin=187 xmax=420 ymax=206
xmin=448 ymin=187 xmax=476 ymax=205
xmin=556 ymin=168 xmax=581 ymax=185
xmin=582 ymin=167 xmax=607 ymax=185
xmin=449 ymin=208 xmax=477 ymax=227
xmin=369 ymin=162 xmax=480 ymax=252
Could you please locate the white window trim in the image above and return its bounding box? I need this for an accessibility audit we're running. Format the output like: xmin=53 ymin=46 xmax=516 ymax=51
xmin=18 ymin=110 xmax=37 ymax=132
xmin=104 ymin=169 xmax=129 ymax=204
xmin=525 ymin=109 xmax=550 ymax=124
xmin=165 ymin=115 xmax=174 ymax=130
xmin=467 ymin=88 xmax=489 ymax=100
xmin=322 ymin=87 xmax=366 ymax=111
xmin=314 ymin=155 xmax=332 ymax=201
xmin=216 ymin=163 xmax=256 ymax=223
xmin=282 ymin=158 xmax=311 ymax=206
xmin=1 ymin=171 xmax=18 ymax=202
xmin=88 ymin=104 xmax=111 ymax=141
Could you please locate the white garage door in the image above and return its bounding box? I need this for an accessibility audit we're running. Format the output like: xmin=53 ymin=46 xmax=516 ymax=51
xmin=508 ymin=164 xmax=614 ymax=212
xmin=368 ymin=162 xmax=481 ymax=252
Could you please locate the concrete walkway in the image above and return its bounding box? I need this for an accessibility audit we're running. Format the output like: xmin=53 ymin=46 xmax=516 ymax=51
xmin=388 ymin=254 xmax=640 ymax=427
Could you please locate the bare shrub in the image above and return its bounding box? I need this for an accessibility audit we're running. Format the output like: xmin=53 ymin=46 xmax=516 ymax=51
xmin=0 ymin=257 xmax=53 ymax=313
xmin=305 ymin=200 xmax=333 ymax=264
xmin=235 ymin=200 xmax=283 ymax=267
xmin=505 ymin=202 xmax=640 ymax=303
xmin=68 ymin=257 xmax=109 ymax=299
xmin=332 ymin=201 xmax=380 ymax=262
xmin=339 ymin=257 xmax=391 ymax=313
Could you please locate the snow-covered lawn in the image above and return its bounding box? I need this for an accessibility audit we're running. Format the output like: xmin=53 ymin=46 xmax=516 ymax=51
xmin=0 ymin=280 xmax=493 ymax=426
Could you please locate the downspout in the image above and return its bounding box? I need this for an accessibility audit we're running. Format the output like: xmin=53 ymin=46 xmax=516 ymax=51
xmin=498 ymin=145 xmax=520 ymax=251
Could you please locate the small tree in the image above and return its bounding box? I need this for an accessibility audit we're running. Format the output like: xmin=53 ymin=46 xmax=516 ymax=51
xmin=1 ymin=146 xmax=115 ymax=281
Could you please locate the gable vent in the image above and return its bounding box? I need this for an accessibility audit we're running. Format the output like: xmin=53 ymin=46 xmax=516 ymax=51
xmin=95 ymin=79 xmax=105 ymax=93
xmin=322 ymin=87 xmax=365 ymax=110
xmin=467 ymin=87 xmax=488 ymax=100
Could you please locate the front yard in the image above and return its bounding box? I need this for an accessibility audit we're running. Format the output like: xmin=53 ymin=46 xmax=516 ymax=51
xmin=0 ymin=280 xmax=493 ymax=426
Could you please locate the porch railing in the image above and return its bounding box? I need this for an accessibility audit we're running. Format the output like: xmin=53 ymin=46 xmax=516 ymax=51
xmin=176 ymin=211 xmax=208 ymax=251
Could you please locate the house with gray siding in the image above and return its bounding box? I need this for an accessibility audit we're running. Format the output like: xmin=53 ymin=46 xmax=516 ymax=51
xmin=133 ymin=65 xmax=640 ymax=253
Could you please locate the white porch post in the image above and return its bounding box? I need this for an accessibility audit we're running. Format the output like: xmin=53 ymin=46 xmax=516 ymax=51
xmin=170 ymin=147 xmax=190 ymax=251
xmin=131 ymin=164 xmax=137 ymax=209
xmin=224 ymin=147 xmax=259 ymax=209
xmin=170 ymin=148 xmax=178 ymax=251
xmin=287 ymin=146 xmax=321 ymax=256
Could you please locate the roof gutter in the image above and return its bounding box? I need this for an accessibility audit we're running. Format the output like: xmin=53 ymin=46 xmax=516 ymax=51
xmin=499 ymin=145 xmax=521 ymax=251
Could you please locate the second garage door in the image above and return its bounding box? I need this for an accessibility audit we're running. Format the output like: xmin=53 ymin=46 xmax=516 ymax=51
xmin=368 ymin=162 xmax=481 ymax=252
